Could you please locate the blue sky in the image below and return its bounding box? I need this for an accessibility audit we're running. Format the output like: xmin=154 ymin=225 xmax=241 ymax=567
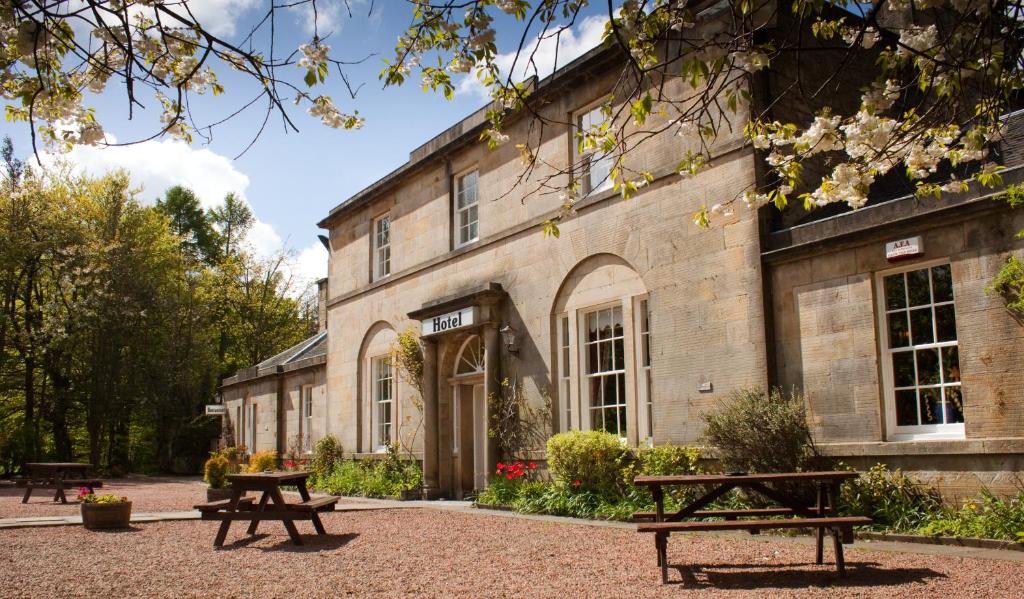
xmin=1 ymin=0 xmax=610 ymax=290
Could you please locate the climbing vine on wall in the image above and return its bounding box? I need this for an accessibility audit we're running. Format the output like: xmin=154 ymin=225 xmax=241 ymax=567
xmin=986 ymin=184 xmax=1024 ymax=319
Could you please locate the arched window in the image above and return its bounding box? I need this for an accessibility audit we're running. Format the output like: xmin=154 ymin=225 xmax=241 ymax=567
xmin=454 ymin=335 xmax=485 ymax=376
xmin=552 ymin=254 xmax=650 ymax=443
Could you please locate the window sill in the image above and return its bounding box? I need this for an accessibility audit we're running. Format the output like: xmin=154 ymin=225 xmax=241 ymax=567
xmin=816 ymin=437 xmax=1024 ymax=457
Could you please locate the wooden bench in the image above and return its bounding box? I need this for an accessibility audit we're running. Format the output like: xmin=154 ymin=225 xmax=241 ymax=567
xmin=194 ymin=497 xmax=256 ymax=513
xmin=19 ymin=463 xmax=102 ymax=504
xmin=633 ymin=471 xmax=871 ymax=584
xmin=197 ymin=472 xmax=334 ymax=547
xmin=632 ymin=507 xmax=831 ymax=522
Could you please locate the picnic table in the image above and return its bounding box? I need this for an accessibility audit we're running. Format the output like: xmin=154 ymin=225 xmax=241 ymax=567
xmin=193 ymin=471 xmax=338 ymax=547
xmin=633 ymin=471 xmax=872 ymax=584
xmin=17 ymin=463 xmax=102 ymax=504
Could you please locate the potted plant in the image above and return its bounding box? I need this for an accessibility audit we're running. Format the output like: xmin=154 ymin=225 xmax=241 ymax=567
xmin=204 ymin=453 xmax=233 ymax=501
xmin=79 ymin=489 xmax=132 ymax=529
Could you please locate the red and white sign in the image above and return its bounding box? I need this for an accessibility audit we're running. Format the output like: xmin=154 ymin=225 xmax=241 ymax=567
xmin=885 ymin=236 xmax=924 ymax=261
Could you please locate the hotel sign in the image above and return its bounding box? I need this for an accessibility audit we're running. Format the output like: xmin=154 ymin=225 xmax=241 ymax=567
xmin=422 ymin=307 xmax=476 ymax=336
xmin=205 ymin=404 xmax=228 ymax=416
xmin=885 ymin=236 xmax=924 ymax=261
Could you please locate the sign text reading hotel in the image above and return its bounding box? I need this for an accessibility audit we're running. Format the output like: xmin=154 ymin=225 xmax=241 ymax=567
xmin=421 ymin=306 xmax=475 ymax=336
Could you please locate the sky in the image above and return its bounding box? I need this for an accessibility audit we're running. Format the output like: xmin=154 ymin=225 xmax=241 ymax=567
xmin=1 ymin=0 xmax=611 ymax=293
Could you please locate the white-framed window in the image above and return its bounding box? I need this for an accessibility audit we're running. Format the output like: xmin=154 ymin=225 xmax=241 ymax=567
xmin=575 ymin=103 xmax=614 ymax=195
xmin=636 ymin=297 xmax=653 ymax=443
xmin=373 ymin=356 xmax=394 ymax=450
xmin=878 ymin=261 xmax=963 ymax=439
xmin=557 ymin=314 xmax=572 ymax=432
xmin=302 ymin=385 xmax=314 ymax=452
xmin=373 ymin=214 xmax=391 ymax=280
xmin=455 ymin=170 xmax=479 ymax=247
xmin=582 ymin=304 xmax=627 ymax=437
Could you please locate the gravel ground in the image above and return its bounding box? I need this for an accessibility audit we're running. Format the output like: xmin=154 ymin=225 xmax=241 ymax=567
xmin=2 ymin=507 xmax=1020 ymax=598
xmin=0 ymin=477 xmax=209 ymax=518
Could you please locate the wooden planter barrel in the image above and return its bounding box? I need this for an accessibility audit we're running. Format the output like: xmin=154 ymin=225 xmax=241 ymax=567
xmin=81 ymin=501 xmax=132 ymax=529
xmin=206 ymin=487 xmax=233 ymax=502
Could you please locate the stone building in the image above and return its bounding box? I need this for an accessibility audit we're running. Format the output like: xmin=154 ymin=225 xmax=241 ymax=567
xmin=236 ymin=4 xmax=1023 ymax=499
xmin=220 ymin=278 xmax=329 ymax=458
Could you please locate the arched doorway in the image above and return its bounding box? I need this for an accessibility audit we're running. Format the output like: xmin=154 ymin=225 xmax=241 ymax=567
xmin=450 ymin=335 xmax=486 ymax=496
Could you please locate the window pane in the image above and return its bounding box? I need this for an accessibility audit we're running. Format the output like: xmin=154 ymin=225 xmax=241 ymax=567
xmin=934 ymin=304 xmax=957 ymax=342
xmin=895 ymin=390 xmax=918 ymax=426
xmin=943 ymin=387 xmax=965 ymax=423
xmin=909 ymin=308 xmax=933 ymax=345
xmin=892 ymin=351 xmax=915 ymax=387
xmin=599 ymin=342 xmax=612 ymax=372
xmin=598 ymin=309 xmax=610 ymax=340
xmin=587 ymin=342 xmax=598 ymax=375
xmin=613 ymin=338 xmax=625 ymax=372
xmin=884 ymin=274 xmax=906 ymax=310
xmin=587 ymin=313 xmax=598 ymax=342
xmin=611 ymin=306 xmax=623 ymax=337
xmin=941 ymin=347 xmax=961 ymax=382
xmin=931 ymin=264 xmax=953 ymax=302
xmin=919 ymin=388 xmax=942 ymax=425
xmin=915 ymin=348 xmax=940 ymax=385
xmin=906 ymin=269 xmax=931 ymax=306
xmin=603 ymin=375 xmax=617 ymax=407
xmin=888 ymin=312 xmax=910 ymax=348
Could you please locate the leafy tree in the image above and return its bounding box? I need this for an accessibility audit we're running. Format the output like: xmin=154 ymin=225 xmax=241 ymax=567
xmin=3 ymin=1 xmax=1021 ymax=228
xmin=0 ymin=141 xmax=313 ymax=474
xmin=210 ymin=193 xmax=254 ymax=261
xmin=156 ymin=186 xmax=219 ymax=265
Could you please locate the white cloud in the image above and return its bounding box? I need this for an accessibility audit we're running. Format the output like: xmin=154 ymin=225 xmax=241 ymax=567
xmin=458 ymin=15 xmax=608 ymax=100
xmin=289 ymin=0 xmax=349 ymax=36
xmin=183 ymin=0 xmax=262 ymax=38
xmin=293 ymin=241 xmax=329 ymax=285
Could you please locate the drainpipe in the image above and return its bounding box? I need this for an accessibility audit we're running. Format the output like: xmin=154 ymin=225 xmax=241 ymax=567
xmin=276 ymin=367 xmax=286 ymax=457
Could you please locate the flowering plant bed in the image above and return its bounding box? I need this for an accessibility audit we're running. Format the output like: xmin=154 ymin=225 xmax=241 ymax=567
xmin=79 ymin=488 xmax=131 ymax=529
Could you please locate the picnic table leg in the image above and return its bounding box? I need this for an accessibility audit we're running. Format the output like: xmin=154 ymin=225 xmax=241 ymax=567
xmin=298 ymin=480 xmax=327 ymax=535
xmin=22 ymin=483 xmax=32 ymax=503
xmin=270 ymin=488 xmax=303 ymax=546
xmin=657 ymin=532 xmax=668 ymax=584
xmin=246 ymin=491 xmax=271 ymax=535
xmin=54 ymin=480 xmax=68 ymax=504
xmin=815 ymin=483 xmax=825 ymax=565
xmin=214 ymin=488 xmax=243 ymax=548
xmin=832 ymin=528 xmax=846 ymax=576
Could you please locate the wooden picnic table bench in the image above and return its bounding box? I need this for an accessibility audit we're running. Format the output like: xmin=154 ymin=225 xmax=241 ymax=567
xmin=633 ymin=471 xmax=872 ymax=584
xmin=194 ymin=471 xmax=338 ymax=547
xmin=18 ymin=463 xmax=102 ymax=504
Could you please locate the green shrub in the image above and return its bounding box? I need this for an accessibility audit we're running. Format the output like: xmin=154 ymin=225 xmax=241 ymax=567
xmin=315 ymin=456 xmax=422 ymax=498
xmin=310 ymin=435 xmax=343 ymax=483
xmin=626 ymin=444 xmax=702 ymax=505
xmin=702 ymin=387 xmax=817 ymax=474
xmin=546 ymin=430 xmax=633 ymax=498
xmin=247 ymin=450 xmax=278 ymax=473
xmin=217 ymin=446 xmax=243 ymax=473
xmin=203 ymin=455 xmax=230 ymax=489
xmin=840 ymin=463 xmax=942 ymax=531
xmin=917 ymin=490 xmax=1024 ymax=541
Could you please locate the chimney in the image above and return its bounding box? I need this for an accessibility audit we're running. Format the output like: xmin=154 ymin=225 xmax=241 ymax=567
xmin=317 ymin=278 xmax=328 ymax=333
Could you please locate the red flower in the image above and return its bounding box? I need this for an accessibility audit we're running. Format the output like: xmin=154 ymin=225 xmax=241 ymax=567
xmin=496 ymin=462 xmax=505 ymax=470
xmin=505 ymin=474 xmax=514 ymax=480
xmin=528 ymin=463 xmax=537 ymax=469
xmin=573 ymin=479 xmax=581 ymax=488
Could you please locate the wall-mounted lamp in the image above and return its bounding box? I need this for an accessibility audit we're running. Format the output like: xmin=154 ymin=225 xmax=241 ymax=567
xmin=499 ymin=324 xmax=519 ymax=354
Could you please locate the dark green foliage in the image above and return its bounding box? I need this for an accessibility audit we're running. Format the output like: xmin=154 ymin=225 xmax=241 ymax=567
xmin=310 ymin=435 xmax=343 ymax=483
xmin=702 ymin=387 xmax=818 ymax=474
xmin=0 ymin=140 xmax=312 ymax=475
